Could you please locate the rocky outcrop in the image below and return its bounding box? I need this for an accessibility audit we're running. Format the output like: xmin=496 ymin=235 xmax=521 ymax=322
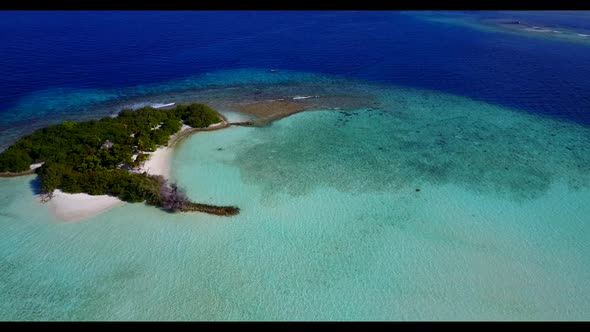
xmin=179 ymin=202 xmax=240 ymax=216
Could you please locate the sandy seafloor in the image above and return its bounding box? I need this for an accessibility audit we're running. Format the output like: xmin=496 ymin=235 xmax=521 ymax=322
xmin=0 ymin=71 xmax=589 ymax=320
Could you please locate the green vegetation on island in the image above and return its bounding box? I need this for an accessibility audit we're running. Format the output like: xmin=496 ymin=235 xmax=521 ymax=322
xmin=0 ymin=103 xmax=239 ymax=215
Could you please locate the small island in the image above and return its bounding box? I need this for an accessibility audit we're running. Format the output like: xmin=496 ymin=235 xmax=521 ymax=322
xmin=0 ymin=103 xmax=241 ymax=217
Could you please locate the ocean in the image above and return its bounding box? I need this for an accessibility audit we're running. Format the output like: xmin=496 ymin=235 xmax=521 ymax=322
xmin=0 ymin=11 xmax=589 ymax=320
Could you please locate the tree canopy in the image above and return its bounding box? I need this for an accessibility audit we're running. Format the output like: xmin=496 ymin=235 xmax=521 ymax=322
xmin=0 ymin=103 xmax=222 ymax=209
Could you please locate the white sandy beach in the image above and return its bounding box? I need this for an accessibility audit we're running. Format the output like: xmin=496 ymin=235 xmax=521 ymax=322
xmin=137 ymin=123 xmax=197 ymax=179
xmin=31 ymin=160 xmax=122 ymax=222
xmin=30 ymin=160 xmax=122 ymax=221
xmin=46 ymin=123 xmax=199 ymax=221
xmin=47 ymin=189 xmax=123 ymax=222
xmin=139 ymin=147 xmax=173 ymax=179
xmin=45 ymin=152 xmax=174 ymax=221
xmin=44 ymin=117 xmax=227 ymax=222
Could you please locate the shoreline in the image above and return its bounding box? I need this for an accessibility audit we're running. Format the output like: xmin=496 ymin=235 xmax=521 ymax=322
xmin=5 ymin=92 xmax=379 ymax=221
xmin=44 ymin=125 xmax=195 ymax=222
xmin=47 ymin=189 xmax=123 ymax=222
xmin=0 ymin=168 xmax=35 ymax=178
xmin=6 ymin=104 xmax=284 ymax=221
xmin=139 ymin=119 xmax=231 ymax=180
xmin=44 ymin=114 xmax=239 ymax=222
xmin=0 ymin=162 xmax=44 ymax=178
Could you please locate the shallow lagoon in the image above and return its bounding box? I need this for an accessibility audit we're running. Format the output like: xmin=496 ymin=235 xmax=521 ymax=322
xmin=1 ymin=74 xmax=589 ymax=320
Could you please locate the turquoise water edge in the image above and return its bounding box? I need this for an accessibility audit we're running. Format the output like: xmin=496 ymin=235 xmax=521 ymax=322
xmin=1 ymin=70 xmax=589 ymax=320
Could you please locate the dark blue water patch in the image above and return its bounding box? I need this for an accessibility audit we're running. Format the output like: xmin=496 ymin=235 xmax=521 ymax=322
xmin=0 ymin=11 xmax=589 ymax=125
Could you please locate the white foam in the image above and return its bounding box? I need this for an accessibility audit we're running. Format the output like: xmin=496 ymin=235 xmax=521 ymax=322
xmin=30 ymin=162 xmax=44 ymax=170
xmin=126 ymin=102 xmax=176 ymax=110
xmin=153 ymin=102 xmax=176 ymax=109
xmin=292 ymin=95 xmax=318 ymax=100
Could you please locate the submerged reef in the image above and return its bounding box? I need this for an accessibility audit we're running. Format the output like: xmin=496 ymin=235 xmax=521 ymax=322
xmin=228 ymin=86 xmax=590 ymax=203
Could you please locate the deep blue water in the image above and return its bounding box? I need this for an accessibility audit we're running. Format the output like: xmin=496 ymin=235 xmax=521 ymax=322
xmin=1 ymin=11 xmax=589 ymax=124
xmin=2 ymin=11 xmax=590 ymax=321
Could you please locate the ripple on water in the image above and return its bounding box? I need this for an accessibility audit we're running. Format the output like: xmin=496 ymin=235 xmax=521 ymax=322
xmin=1 ymin=72 xmax=590 ymax=320
xmin=230 ymin=86 xmax=590 ymax=202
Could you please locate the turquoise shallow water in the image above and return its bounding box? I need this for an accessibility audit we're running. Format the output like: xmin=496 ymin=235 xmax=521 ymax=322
xmin=1 ymin=73 xmax=590 ymax=320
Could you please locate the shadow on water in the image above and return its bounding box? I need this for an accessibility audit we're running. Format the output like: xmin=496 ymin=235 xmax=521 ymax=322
xmin=29 ymin=176 xmax=43 ymax=195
